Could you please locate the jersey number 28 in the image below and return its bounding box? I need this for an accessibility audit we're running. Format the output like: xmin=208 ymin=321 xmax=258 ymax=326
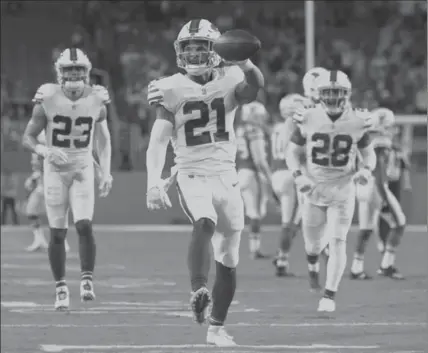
xmin=184 ymin=98 xmax=228 ymax=147
xmin=52 ymin=115 xmax=93 ymax=148
xmin=311 ymin=133 xmax=353 ymax=167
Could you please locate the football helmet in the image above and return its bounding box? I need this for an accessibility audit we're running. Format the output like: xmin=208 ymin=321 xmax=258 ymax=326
xmin=316 ymin=70 xmax=351 ymax=115
xmin=302 ymin=67 xmax=328 ymax=102
xmin=279 ymin=93 xmax=306 ymax=119
xmin=174 ymin=19 xmax=222 ymax=76
xmin=241 ymin=101 xmax=268 ymax=124
xmin=370 ymin=108 xmax=395 ymax=134
xmin=55 ymin=48 xmax=92 ymax=93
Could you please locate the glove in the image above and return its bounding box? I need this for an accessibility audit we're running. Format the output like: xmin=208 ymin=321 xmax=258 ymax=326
xmin=294 ymin=172 xmax=314 ymax=193
xmin=223 ymin=59 xmax=254 ymax=71
xmin=99 ymin=173 xmax=113 ymax=198
xmin=36 ymin=145 xmax=68 ymax=165
xmin=354 ymin=167 xmax=372 ymax=185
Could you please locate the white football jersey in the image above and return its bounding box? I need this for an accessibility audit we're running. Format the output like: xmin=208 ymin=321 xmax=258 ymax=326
xmin=148 ymin=66 xmax=244 ymax=175
xmin=33 ymin=83 xmax=109 ymax=170
xmin=293 ymin=105 xmax=372 ymax=184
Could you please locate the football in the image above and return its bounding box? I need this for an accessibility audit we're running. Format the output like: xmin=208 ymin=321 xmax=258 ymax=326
xmin=213 ymin=29 xmax=261 ymax=62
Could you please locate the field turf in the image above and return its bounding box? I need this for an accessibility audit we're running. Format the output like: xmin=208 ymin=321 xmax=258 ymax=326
xmin=1 ymin=225 xmax=427 ymax=353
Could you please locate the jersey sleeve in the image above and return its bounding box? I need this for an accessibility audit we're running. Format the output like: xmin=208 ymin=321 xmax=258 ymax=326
xmin=32 ymin=83 xmax=55 ymax=104
xmin=92 ymin=85 xmax=111 ymax=105
xmin=147 ymin=77 xmax=177 ymax=113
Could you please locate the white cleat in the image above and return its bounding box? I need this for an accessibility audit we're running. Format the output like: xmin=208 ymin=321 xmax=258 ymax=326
xmin=25 ymin=241 xmax=48 ymax=252
xmin=317 ymin=297 xmax=336 ymax=313
xmin=55 ymin=285 xmax=70 ymax=311
xmin=80 ymin=280 xmax=96 ymax=302
xmin=206 ymin=325 xmax=237 ymax=347
xmin=64 ymin=239 xmax=70 ymax=253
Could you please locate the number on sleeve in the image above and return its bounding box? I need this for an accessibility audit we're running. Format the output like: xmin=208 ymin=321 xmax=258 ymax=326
xmin=183 ymin=98 xmax=228 ymax=146
xmin=52 ymin=115 xmax=94 ymax=149
xmin=311 ymin=133 xmax=353 ymax=167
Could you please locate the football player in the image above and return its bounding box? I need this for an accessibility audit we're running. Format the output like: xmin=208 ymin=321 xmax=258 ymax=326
xmin=286 ymin=70 xmax=376 ymax=312
xmin=271 ymin=94 xmax=306 ymax=276
xmin=236 ymin=101 xmax=271 ymax=259
xmin=22 ymin=48 xmax=113 ymax=311
xmin=145 ymin=19 xmax=264 ymax=347
xmin=351 ymin=108 xmax=406 ymax=280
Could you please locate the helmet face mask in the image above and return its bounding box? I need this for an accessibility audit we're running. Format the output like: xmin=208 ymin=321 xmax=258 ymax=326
xmin=55 ymin=48 xmax=92 ymax=94
xmin=319 ymin=87 xmax=350 ymax=115
xmin=174 ymin=19 xmax=221 ymax=76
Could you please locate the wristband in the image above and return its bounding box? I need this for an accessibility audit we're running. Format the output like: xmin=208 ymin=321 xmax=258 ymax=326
xmin=239 ymin=60 xmax=255 ymax=72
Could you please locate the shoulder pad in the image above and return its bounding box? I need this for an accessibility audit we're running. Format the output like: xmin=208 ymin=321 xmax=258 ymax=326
xmin=32 ymin=83 xmax=57 ymax=103
xmin=92 ymin=85 xmax=111 ymax=105
xmin=147 ymin=75 xmax=176 ymax=107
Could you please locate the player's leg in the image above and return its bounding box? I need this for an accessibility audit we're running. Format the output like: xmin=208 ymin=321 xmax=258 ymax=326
xmin=25 ymin=188 xmax=48 ymax=252
xmin=176 ymin=173 xmax=217 ymax=324
xmin=351 ymin=180 xmax=381 ymax=279
xmin=301 ymin=198 xmax=327 ymax=291
xmin=272 ymin=170 xmax=299 ymax=276
xmin=377 ymin=180 xmax=401 ymax=249
xmin=69 ymin=165 xmax=97 ymax=301
xmin=207 ymin=172 xmax=244 ymax=346
xmin=238 ymin=169 xmax=267 ymax=258
xmin=378 ymin=186 xmax=406 ymax=279
xmin=44 ymin=164 xmax=71 ymax=310
xmin=319 ymin=190 xmax=355 ymax=312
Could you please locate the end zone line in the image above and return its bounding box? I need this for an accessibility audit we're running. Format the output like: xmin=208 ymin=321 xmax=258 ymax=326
xmin=1 ymin=224 xmax=426 ymax=233
xmin=40 ymin=343 xmax=380 ymax=352
xmin=3 ymin=321 xmax=426 ymax=329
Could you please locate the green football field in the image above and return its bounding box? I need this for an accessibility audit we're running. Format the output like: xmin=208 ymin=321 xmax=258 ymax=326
xmin=1 ymin=225 xmax=427 ymax=353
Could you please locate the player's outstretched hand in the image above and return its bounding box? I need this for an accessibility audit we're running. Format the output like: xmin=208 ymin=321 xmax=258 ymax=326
xmin=295 ymin=174 xmax=314 ymax=193
xmin=353 ymin=168 xmax=372 ymax=186
xmin=147 ymin=182 xmax=172 ymax=211
xmin=99 ymin=174 xmax=113 ymax=198
xmin=47 ymin=147 xmax=69 ymax=166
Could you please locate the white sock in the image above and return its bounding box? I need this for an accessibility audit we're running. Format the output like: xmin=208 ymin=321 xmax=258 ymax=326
xmin=351 ymin=254 xmax=364 ymax=274
xmin=381 ymin=249 xmax=396 ymax=268
xmin=249 ymin=233 xmax=260 ymax=252
xmin=308 ymin=261 xmax=320 ymax=273
xmin=325 ymin=239 xmax=347 ymax=292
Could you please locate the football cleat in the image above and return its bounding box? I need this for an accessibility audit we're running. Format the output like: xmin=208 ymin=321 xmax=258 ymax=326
xmin=317 ymin=297 xmax=336 ymax=312
xmin=377 ymin=266 xmax=405 ymax=280
xmin=55 ymin=285 xmax=70 ymax=311
xmin=207 ymin=325 xmax=237 ymax=347
xmin=25 ymin=241 xmax=48 ymax=252
xmin=251 ymin=250 xmax=270 ymax=260
xmin=350 ymin=271 xmax=373 ymax=280
xmin=273 ymin=256 xmax=294 ymax=277
xmin=309 ymin=271 xmax=322 ymax=292
xmin=80 ymin=280 xmax=96 ymax=302
xmin=190 ymin=287 xmax=211 ymax=324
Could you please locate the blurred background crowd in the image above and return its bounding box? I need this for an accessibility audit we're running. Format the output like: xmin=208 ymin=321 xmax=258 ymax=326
xmin=1 ymin=0 xmax=427 ymax=173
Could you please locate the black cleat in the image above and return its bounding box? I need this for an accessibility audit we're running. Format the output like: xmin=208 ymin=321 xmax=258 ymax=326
xmin=350 ymin=271 xmax=373 ymax=280
xmin=377 ymin=266 xmax=405 ymax=280
xmin=273 ymin=258 xmax=295 ymax=277
xmin=190 ymin=287 xmax=211 ymax=324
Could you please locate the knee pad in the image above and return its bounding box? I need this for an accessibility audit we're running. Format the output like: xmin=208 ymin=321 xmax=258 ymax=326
xmin=50 ymin=228 xmax=67 ymax=244
xmin=193 ymin=217 xmax=216 ymax=238
xmin=250 ymin=218 xmax=261 ymax=234
xmin=75 ymin=219 xmax=93 ymax=237
xmin=211 ymin=230 xmax=241 ymax=268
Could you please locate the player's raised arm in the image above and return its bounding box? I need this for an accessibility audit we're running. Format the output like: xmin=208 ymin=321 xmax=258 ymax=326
xmin=94 ymin=105 xmax=113 ymax=197
xmin=22 ymin=103 xmax=48 ymax=154
xmin=234 ymin=60 xmax=265 ymax=104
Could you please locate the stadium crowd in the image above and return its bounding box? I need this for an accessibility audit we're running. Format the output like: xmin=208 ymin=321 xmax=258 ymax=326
xmin=1 ymin=0 xmax=426 ymax=168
